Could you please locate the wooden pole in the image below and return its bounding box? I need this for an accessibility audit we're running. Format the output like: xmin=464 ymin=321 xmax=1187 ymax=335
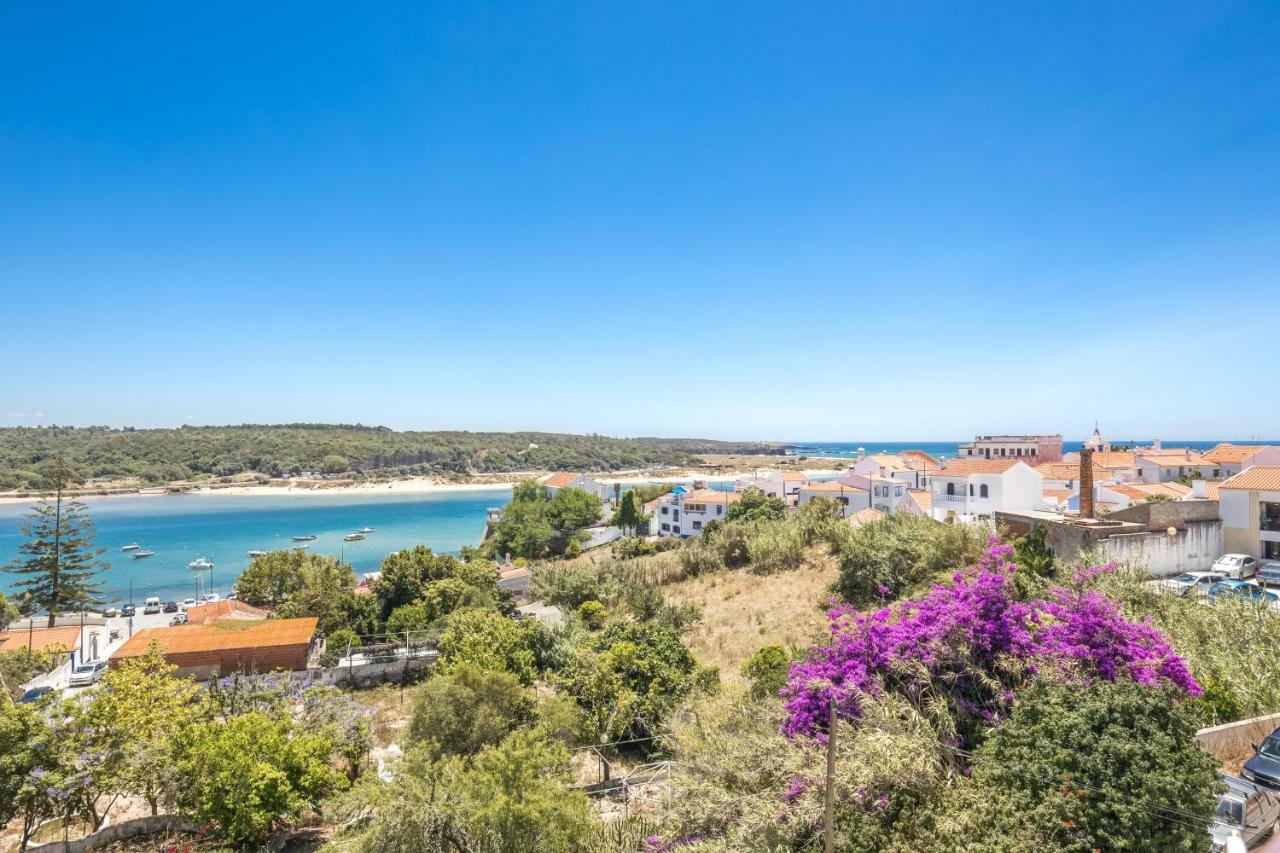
xmin=825 ymin=699 xmax=837 ymax=853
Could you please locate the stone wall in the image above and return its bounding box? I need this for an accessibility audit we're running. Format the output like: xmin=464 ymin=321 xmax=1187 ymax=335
xmin=1097 ymin=520 xmax=1223 ymax=576
xmin=28 ymin=815 xmax=199 ymax=853
xmin=1196 ymin=712 xmax=1280 ymax=768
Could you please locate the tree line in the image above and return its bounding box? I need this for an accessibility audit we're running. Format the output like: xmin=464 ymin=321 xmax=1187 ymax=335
xmin=0 ymin=425 xmax=782 ymax=490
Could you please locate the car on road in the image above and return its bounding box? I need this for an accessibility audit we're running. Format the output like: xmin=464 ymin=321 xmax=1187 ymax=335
xmin=163 ymin=600 xmax=179 ymax=613
xmin=1211 ymin=775 xmax=1280 ymax=851
xmin=121 ymin=604 xmax=137 ymax=617
xmin=1213 ymin=553 xmax=1260 ymax=580
xmin=180 ymin=597 xmax=196 ymax=611
xmin=1209 ymin=580 xmax=1279 ymax=605
xmin=1257 ymin=561 xmax=1280 ymax=589
xmin=142 ymin=596 xmax=162 ymax=615
xmin=18 ymin=686 xmax=53 ymax=704
xmin=1161 ymin=571 xmax=1227 ymax=597
xmin=102 ymin=606 xmax=120 ymax=618
xmin=170 ymin=612 xmax=188 ymax=626
xmin=1243 ymin=727 xmax=1280 ymax=791
xmin=68 ymin=661 xmax=107 ymax=688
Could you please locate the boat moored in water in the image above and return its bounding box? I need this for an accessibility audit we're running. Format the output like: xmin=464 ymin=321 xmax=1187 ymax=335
xmin=121 ymin=543 xmax=140 ymax=551
xmin=132 ymin=550 xmax=155 ymax=559
xmin=357 ymin=527 xmax=374 ymax=534
xmin=343 ymin=533 xmax=365 ymax=541
xmin=188 ymin=557 xmax=215 ymax=571
xmin=247 ymin=550 xmax=268 ymax=558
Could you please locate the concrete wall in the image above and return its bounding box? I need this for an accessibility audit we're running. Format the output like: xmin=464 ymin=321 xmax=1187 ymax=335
xmin=28 ymin=815 xmax=200 ymax=853
xmin=1196 ymin=712 xmax=1280 ymax=766
xmin=1097 ymin=520 xmax=1222 ymax=576
xmin=1107 ymin=498 xmax=1220 ymax=530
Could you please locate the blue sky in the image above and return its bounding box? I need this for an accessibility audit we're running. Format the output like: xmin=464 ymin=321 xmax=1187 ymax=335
xmin=1 ymin=2 xmax=1278 ymax=441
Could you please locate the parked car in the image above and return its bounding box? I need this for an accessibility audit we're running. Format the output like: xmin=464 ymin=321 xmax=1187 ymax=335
xmin=68 ymin=661 xmax=107 ymax=688
xmin=1209 ymin=580 xmax=1279 ymax=605
xmin=142 ymin=596 xmax=162 ymax=615
xmin=121 ymin=604 xmax=137 ymax=617
xmin=1243 ymin=727 xmax=1280 ymax=790
xmin=169 ymin=612 xmax=189 ymax=626
xmin=17 ymin=686 xmax=53 ymax=704
xmin=162 ymin=600 xmax=179 ymax=613
xmin=1257 ymin=561 xmax=1280 ymax=589
xmin=1161 ymin=571 xmax=1227 ymax=597
xmin=180 ymin=597 xmax=196 ymax=611
xmin=1212 ymin=553 xmax=1260 ymax=580
xmin=102 ymin=606 xmax=120 ymax=618
xmin=1211 ymin=776 xmax=1280 ymax=851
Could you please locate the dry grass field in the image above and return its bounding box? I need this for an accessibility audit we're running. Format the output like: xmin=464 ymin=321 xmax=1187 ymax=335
xmin=663 ymin=548 xmax=838 ymax=685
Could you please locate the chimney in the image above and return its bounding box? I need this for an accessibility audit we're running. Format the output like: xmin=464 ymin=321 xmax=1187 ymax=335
xmin=1191 ymin=479 xmax=1207 ymax=500
xmin=1079 ymin=447 xmax=1095 ymax=519
xmin=1185 ymin=448 xmax=1191 ymax=461
xmin=1153 ymin=438 xmax=1162 ymax=451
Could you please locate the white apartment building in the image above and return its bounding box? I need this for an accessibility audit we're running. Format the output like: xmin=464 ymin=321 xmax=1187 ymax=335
xmin=850 ymin=453 xmax=935 ymax=490
xmin=1220 ymin=467 xmax=1280 ymax=561
xmin=929 ymin=459 xmax=1045 ymax=523
xmin=1134 ymin=450 xmax=1221 ymax=483
xmin=652 ymin=487 xmax=740 ymax=538
xmin=957 ymin=434 xmax=1063 ymax=464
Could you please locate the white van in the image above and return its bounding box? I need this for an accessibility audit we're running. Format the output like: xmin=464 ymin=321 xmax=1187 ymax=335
xmin=143 ymin=596 xmax=162 ymax=615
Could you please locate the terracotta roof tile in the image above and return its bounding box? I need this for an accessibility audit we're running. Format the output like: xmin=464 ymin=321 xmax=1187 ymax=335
xmin=186 ymin=600 xmax=268 ymax=625
xmin=543 ymin=472 xmax=578 ymax=488
xmin=1220 ymin=467 xmax=1280 ymax=491
xmin=112 ymin=617 xmax=318 ymax=659
xmin=934 ymin=459 xmax=1026 ymax=476
xmin=801 ymin=481 xmax=868 ymax=494
xmin=0 ymin=626 xmax=82 ymax=653
xmin=678 ymin=488 xmax=741 ymax=504
xmin=1203 ymin=443 xmax=1274 ymax=465
xmin=1035 ymin=462 xmax=1111 ymax=481
xmin=848 ymin=507 xmax=886 ymax=526
xmin=907 ymin=489 xmax=932 ymax=510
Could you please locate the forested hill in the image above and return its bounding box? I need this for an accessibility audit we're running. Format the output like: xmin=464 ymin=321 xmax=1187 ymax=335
xmin=0 ymin=425 xmax=782 ymax=488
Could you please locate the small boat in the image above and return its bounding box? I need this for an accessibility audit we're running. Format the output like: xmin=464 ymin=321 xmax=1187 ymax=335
xmin=293 ymin=544 xmax=309 ymax=551
xmin=292 ymin=535 xmax=317 ymax=542
xmin=120 ymin=543 xmax=140 ymax=552
xmin=247 ymin=550 xmax=268 ymax=558
xmin=132 ymin=550 xmax=155 ymax=559
xmin=357 ymin=527 xmax=374 ymax=534
xmin=188 ymin=557 xmax=214 ymax=571
xmin=343 ymin=533 xmax=366 ymax=542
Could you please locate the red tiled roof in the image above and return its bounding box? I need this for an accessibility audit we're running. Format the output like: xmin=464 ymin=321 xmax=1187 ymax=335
xmin=543 ymin=472 xmax=578 ymax=488
xmin=1035 ymin=462 xmax=1111 ymax=481
xmin=112 ymin=617 xmax=318 ymax=659
xmin=186 ymin=600 xmax=268 ymax=625
xmin=934 ymin=459 xmax=1025 ymax=476
xmin=1220 ymin=467 xmax=1280 ymax=491
xmin=0 ymin=626 xmax=82 ymax=653
xmin=848 ymin=507 xmax=885 ymax=526
xmin=907 ymin=489 xmax=932 ymax=510
xmin=1203 ymin=444 xmax=1273 ymax=465
xmin=678 ymin=488 xmax=741 ymax=504
xmin=801 ymin=481 xmax=868 ymax=493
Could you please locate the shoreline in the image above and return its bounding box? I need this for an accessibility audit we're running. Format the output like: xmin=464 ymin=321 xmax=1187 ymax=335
xmin=0 ymin=459 xmax=854 ymax=506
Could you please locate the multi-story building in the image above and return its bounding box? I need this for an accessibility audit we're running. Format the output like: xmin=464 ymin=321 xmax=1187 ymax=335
xmin=1220 ymin=467 xmax=1280 ymax=561
xmin=929 ymin=459 xmax=1045 ymax=524
xmin=652 ymin=487 xmax=740 ymax=538
xmin=849 ymin=453 xmax=936 ymax=490
xmin=1134 ymin=449 xmax=1221 ymax=483
xmin=957 ymin=434 xmax=1063 ymax=464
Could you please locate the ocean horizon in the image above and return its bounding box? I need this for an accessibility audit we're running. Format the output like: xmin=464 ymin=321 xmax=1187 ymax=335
xmin=783 ymin=439 xmax=1277 ymax=460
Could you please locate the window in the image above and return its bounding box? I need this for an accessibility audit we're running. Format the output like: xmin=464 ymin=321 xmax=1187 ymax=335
xmin=968 ymin=484 xmax=974 ymax=496
xmin=895 ymin=486 xmax=903 ymax=496
xmin=661 ymin=523 xmax=670 ymax=531
xmin=673 ymin=509 xmax=680 ymax=521
xmin=717 ymin=505 xmax=723 ymax=515
xmin=685 ymin=503 xmax=706 ymax=513
xmin=947 ymin=483 xmax=956 ymax=496
xmin=979 ymin=484 xmax=989 ymax=498
xmin=692 ymin=520 xmax=702 ymax=530
xmin=673 ymin=525 xmax=681 ymax=534
xmin=661 ymin=506 xmax=668 ymax=515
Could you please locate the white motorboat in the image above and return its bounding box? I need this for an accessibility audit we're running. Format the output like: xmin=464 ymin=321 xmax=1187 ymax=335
xmin=121 ymin=543 xmax=140 ymax=552
xmin=292 ymin=535 xmax=317 ymax=542
xmin=293 ymin=544 xmax=309 ymax=551
xmin=188 ymin=557 xmax=215 ymax=571
xmin=357 ymin=527 xmax=374 ymax=534
xmin=247 ymin=550 xmax=268 ymax=558
xmin=343 ymin=533 xmax=366 ymax=542
xmin=132 ymin=550 xmax=155 ymax=559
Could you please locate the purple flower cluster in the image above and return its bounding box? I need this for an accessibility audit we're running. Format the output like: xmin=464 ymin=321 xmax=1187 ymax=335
xmin=781 ymin=540 xmax=1198 ymax=739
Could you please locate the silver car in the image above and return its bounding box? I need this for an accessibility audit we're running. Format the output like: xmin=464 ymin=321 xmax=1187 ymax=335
xmin=68 ymin=660 xmax=107 ymax=687
xmin=1211 ymin=776 xmax=1280 ymax=851
xmin=1162 ymin=571 xmax=1227 ymax=597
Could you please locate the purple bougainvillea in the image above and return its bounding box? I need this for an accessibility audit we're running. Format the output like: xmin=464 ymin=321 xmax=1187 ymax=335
xmin=781 ymin=537 xmax=1199 ymax=740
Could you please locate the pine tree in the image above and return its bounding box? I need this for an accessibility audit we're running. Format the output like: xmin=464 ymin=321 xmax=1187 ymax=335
xmin=610 ymin=489 xmax=647 ymax=536
xmin=5 ymin=457 xmax=106 ymax=627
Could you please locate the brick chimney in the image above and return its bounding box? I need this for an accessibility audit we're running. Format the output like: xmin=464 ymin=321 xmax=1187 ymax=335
xmin=1079 ymin=447 xmax=1095 ymax=519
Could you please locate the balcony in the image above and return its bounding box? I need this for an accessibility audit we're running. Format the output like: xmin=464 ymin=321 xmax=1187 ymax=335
xmin=934 ymin=492 xmax=970 ymax=505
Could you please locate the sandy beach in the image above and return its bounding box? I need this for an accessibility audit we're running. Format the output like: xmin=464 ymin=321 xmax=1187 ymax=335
xmin=0 ymin=459 xmax=854 ymax=506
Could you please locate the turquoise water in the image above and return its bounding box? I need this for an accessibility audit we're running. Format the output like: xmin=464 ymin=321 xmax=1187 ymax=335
xmin=0 ymin=489 xmax=511 ymax=606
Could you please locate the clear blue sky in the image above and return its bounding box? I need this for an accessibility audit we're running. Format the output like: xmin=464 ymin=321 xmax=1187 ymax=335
xmin=2 ymin=3 xmax=1277 ymax=441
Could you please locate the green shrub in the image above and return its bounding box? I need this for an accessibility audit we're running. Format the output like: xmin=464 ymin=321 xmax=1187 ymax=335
xmin=741 ymin=645 xmax=790 ymax=699
xmin=577 ymin=600 xmax=607 ymax=629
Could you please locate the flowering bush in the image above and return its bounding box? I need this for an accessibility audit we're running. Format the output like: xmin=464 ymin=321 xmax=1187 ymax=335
xmin=782 ymin=539 xmax=1199 ymax=740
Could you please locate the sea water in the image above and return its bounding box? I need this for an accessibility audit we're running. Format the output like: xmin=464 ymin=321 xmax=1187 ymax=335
xmin=0 ymin=489 xmax=511 ymax=605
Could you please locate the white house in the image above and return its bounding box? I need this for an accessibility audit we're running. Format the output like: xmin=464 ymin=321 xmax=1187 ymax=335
xmin=929 ymin=459 xmax=1044 ymax=523
xmin=1202 ymin=444 xmax=1280 ymax=479
xmin=1221 ymin=467 xmax=1280 ymax=561
xmin=735 ymin=471 xmax=808 ymax=501
xmin=1134 ymin=449 xmax=1221 ymax=483
xmin=796 ymin=481 xmax=869 ymax=516
xmin=836 ymin=473 xmax=908 ymax=512
xmin=541 ymin=472 xmax=609 ymax=501
xmin=957 ymin=434 xmax=1063 ymax=464
xmin=1034 ymin=461 xmax=1115 ymax=491
xmin=850 ymin=453 xmax=934 ymax=490
xmin=652 ymin=487 xmax=740 ymax=538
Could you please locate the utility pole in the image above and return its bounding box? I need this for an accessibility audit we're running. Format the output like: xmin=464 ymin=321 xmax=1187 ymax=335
xmin=825 ymin=699 xmax=837 ymax=853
